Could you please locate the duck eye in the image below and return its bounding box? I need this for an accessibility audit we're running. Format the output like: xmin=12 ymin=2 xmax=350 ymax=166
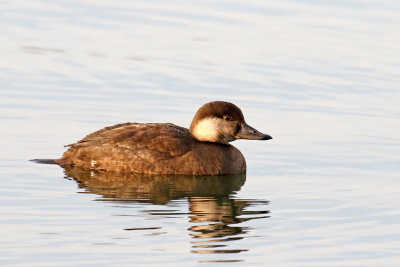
xmin=223 ymin=115 xmax=233 ymax=121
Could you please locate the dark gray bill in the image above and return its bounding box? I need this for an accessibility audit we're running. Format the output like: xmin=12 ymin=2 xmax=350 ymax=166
xmin=235 ymin=123 xmax=272 ymax=140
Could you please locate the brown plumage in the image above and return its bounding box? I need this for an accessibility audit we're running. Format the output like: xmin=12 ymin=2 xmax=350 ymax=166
xmin=54 ymin=101 xmax=272 ymax=175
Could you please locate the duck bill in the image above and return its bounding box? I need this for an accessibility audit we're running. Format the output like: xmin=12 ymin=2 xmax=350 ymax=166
xmin=235 ymin=123 xmax=272 ymax=140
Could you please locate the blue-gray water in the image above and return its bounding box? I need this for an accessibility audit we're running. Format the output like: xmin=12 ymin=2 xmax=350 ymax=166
xmin=1 ymin=0 xmax=400 ymax=266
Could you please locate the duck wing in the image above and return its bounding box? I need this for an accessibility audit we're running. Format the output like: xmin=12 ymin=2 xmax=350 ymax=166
xmin=57 ymin=123 xmax=195 ymax=173
xmin=65 ymin=122 xmax=139 ymax=148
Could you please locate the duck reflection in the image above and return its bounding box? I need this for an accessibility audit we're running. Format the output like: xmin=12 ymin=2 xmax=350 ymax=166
xmin=63 ymin=166 xmax=270 ymax=256
xmin=189 ymin=196 xmax=270 ymax=255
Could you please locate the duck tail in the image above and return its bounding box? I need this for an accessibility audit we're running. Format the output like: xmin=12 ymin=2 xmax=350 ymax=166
xmin=30 ymin=158 xmax=59 ymax=165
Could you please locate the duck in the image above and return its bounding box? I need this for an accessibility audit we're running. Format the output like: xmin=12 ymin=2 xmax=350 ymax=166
xmin=54 ymin=101 xmax=272 ymax=175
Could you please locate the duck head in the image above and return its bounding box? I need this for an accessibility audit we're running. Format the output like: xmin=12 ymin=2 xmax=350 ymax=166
xmin=189 ymin=101 xmax=272 ymax=144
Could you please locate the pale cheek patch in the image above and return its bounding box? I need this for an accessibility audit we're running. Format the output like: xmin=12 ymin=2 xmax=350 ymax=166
xmin=192 ymin=118 xmax=220 ymax=142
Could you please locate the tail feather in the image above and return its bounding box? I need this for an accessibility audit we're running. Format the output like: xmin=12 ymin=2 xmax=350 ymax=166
xmin=30 ymin=159 xmax=59 ymax=165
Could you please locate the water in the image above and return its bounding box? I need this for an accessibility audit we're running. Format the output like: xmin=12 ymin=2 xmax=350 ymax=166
xmin=1 ymin=0 xmax=400 ymax=265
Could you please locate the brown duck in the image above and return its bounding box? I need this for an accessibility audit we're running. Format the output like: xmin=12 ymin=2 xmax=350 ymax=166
xmin=53 ymin=101 xmax=272 ymax=175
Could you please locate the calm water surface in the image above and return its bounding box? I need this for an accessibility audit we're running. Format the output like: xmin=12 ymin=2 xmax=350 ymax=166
xmin=1 ymin=0 xmax=400 ymax=266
